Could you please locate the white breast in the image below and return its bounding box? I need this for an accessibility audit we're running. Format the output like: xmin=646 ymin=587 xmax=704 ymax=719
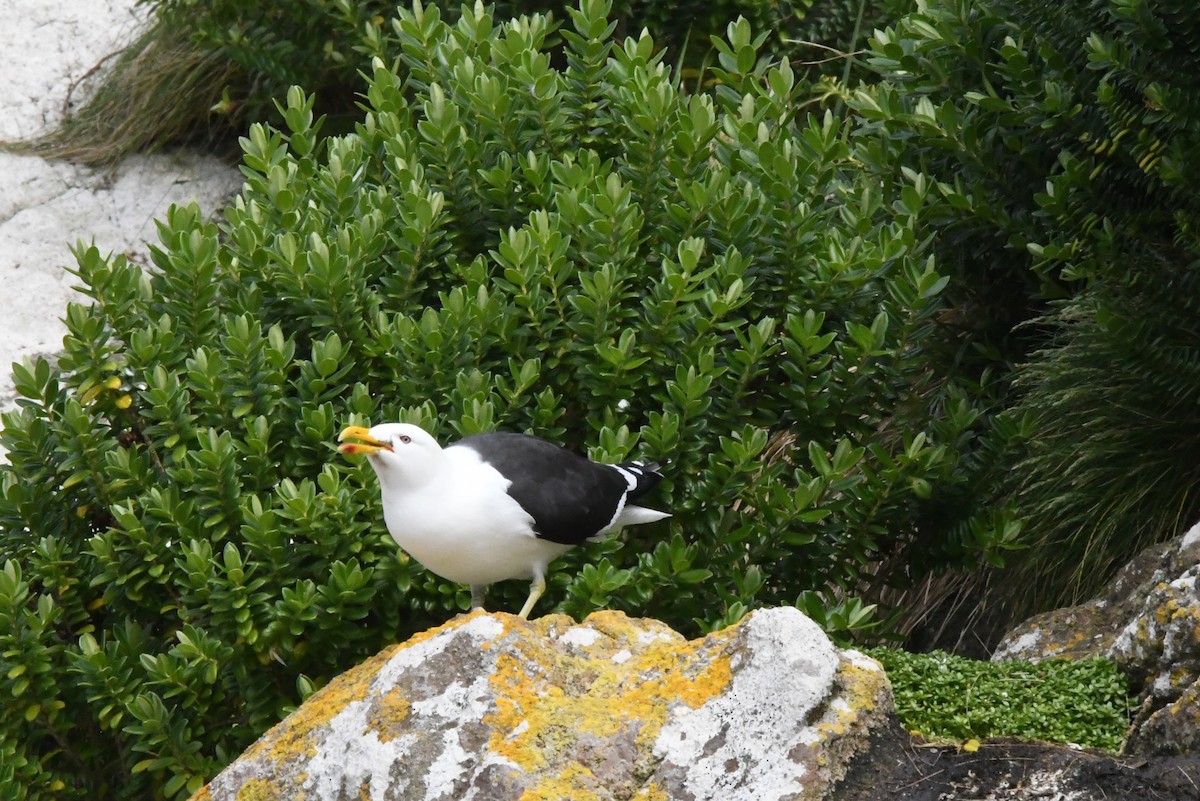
xmin=378 ymin=446 xmax=573 ymax=585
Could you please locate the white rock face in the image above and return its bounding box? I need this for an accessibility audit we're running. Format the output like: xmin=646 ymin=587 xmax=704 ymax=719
xmin=651 ymin=608 xmax=841 ymax=800
xmin=0 ymin=0 xmax=241 ymax=416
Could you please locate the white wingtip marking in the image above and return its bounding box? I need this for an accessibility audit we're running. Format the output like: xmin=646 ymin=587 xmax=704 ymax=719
xmin=610 ymin=465 xmax=640 ymax=490
xmin=614 ymin=505 xmax=671 ymax=526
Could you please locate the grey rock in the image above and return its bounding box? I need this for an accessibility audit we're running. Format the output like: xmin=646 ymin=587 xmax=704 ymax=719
xmin=994 ymin=521 xmax=1200 ymax=756
xmin=193 ymin=608 xmax=893 ymax=801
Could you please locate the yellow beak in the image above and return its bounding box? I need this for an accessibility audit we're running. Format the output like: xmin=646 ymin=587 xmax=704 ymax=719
xmin=338 ymin=425 xmax=391 ymax=456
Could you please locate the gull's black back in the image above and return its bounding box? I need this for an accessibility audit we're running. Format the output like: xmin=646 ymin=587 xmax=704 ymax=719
xmin=454 ymin=432 xmax=664 ymax=545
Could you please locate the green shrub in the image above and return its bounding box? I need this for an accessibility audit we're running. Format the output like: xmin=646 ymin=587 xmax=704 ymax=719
xmin=870 ymin=648 xmax=1133 ymax=751
xmin=150 ymin=0 xmax=389 ymax=123
xmin=999 ymin=0 xmax=1200 ymax=610
xmin=852 ymin=0 xmax=1200 ymax=627
xmin=6 ymin=0 xmax=914 ymax=165
xmin=0 ymin=1 xmax=1010 ymax=796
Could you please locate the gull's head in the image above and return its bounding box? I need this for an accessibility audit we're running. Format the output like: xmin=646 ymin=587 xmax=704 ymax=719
xmin=338 ymin=423 xmax=444 ymax=484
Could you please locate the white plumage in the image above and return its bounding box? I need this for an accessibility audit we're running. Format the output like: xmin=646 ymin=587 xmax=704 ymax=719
xmin=338 ymin=422 xmax=669 ymax=618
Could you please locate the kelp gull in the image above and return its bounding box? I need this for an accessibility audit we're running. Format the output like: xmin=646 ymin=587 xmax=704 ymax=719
xmin=338 ymin=423 xmax=670 ymax=618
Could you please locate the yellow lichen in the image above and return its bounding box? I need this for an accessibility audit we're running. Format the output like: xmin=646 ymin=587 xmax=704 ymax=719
xmin=248 ymin=643 xmax=402 ymax=766
xmin=630 ymin=780 xmax=671 ymax=801
xmin=367 ymin=687 xmax=412 ymax=743
xmin=483 ymin=610 xmax=736 ymax=798
xmin=1155 ymin=596 xmax=1177 ymax=625
xmin=519 ymin=762 xmax=603 ymax=801
xmin=248 ymin=611 xmax=488 ymax=768
xmin=234 ymin=777 xmax=280 ymax=801
xmin=837 ymin=657 xmax=890 ymax=710
xmin=799 ymin=654 xmax=891 ymax=754
xmin=199 ymin=611 xmax=743 ymax=801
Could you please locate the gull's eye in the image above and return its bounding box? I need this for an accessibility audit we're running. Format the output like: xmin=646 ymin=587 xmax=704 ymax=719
xmin=398 ymin=434 xmax=412 ymax=445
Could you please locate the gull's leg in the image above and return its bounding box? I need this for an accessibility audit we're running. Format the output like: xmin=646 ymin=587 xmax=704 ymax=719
xmin=470 ymin=584 xmax=487 ymax=611
xmin=517 ymin=570 xmax=547 ymax=619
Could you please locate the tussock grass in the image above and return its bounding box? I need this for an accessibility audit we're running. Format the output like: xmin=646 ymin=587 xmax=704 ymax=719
xmin=0 ymin=20 xmax=241 ymax=166
xmin=1008 ymin=263 xmax=1200 ymax=599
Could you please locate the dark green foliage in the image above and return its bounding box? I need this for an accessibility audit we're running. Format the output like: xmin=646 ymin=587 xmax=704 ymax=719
xmin=147 ymin=0 xmax=390 ymax=126
xmin=1001 ymin=0 xmax=1200 ymax=609
xmin=13 ymin=0 xmax=914 ymax=165
xmin=854 ymin=0 xmax=1200 ymax=622
xmin=870 ymin=648 xmax=1133 ymax=751
xmin=852 ymin=0 xmax=1060 ymax=361
xmin=0 ymin=2 xmax=1009 ymax=796
xmin=146 ymin=0 xmax=908 ymax=127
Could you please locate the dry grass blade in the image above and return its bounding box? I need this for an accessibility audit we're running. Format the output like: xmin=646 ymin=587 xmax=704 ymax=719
xmin=0 ymin=20 xmax=241 ymax=167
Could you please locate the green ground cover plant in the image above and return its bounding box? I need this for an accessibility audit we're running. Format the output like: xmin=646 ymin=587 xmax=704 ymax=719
xmin=0 ymin=1 xmax=1016 ymax=796
xmin=870 ymin=648 xmax=1133 ymax=752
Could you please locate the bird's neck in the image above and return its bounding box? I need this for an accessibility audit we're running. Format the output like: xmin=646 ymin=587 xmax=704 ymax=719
xmin=371 ymin=454 xmax=446 ymax=494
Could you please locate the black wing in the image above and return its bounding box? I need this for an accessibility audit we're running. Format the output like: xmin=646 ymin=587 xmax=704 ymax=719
xmin=455 ymin=432 xmax=658 ymax=545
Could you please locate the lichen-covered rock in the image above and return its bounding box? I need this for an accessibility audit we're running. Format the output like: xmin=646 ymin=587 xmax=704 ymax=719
xmin=189 ymin=607 xmax=891 ymax=801
xmin=993 ymin=521 xmax=1200 ymax=755
xmin=992 ymin=531 xmax=1194 ymax=663
xmin=1111 ymin=548 xmax=1200 ymax=756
